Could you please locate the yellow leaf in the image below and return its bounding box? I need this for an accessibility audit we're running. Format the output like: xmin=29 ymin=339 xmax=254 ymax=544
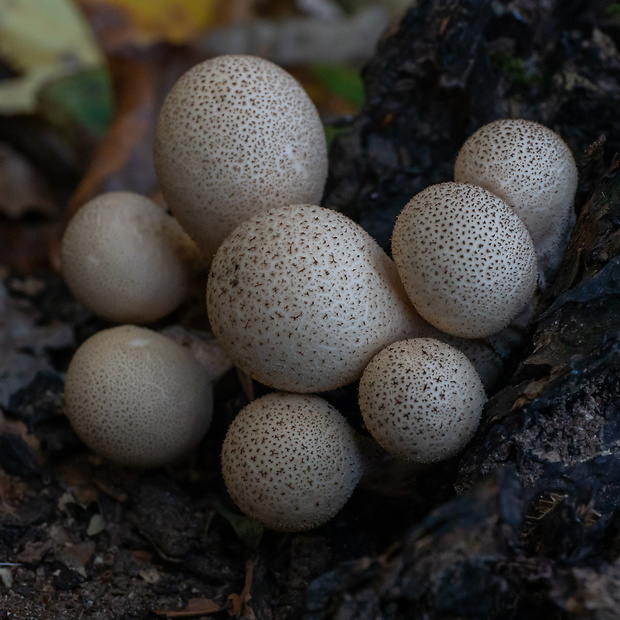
xmin=77 ymin=0 xmax=222 ymax=45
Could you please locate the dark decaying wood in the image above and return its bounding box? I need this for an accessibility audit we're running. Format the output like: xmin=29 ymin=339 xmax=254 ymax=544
xmin=2 ymin=1 xmax=620 ymax=618
xmin=307 ymin=0 xmax=620 ymax=617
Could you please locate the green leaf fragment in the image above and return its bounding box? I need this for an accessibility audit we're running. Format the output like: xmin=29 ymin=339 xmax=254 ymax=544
xmin=216 ymin=502 xmax=264 ymax=549
xmin=310 ymin=62 xmax=365 ymax=107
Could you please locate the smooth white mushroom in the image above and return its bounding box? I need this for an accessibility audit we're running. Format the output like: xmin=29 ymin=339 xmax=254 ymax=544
xmin=221 ymin=392 xmax=363 ymax=531
xmin=207 ymin=204 xmax=427 ymax=393
xmin=61 ymin=191 xmax=198 ymax=324
xmin=64 ymin=325 xmax=213 ymax=468
xmin=358 ymin=338 xmax=486 ymax=463
xmin=154 ymin=54 xmax=328 ymax=259
xmin=454 ymin=118 xmax=578 ymax=283
xmin=392 ymin=182 xmax=538 ymax=339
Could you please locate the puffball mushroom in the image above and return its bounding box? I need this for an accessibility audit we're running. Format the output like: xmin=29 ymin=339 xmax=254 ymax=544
xmin=207 ymin=204 xmax=426 ymax=393
xmin=61 ymin=191 xmax=197 ymax=324
xmin=154 ymin=54 xmax=328 ymax=259
xmin=359 ymin=338 xmax=486 ymax=463
xmin=392 ymin=182 xmax=538 ymax=339
xmin=64 ymin=325 xmax=213 ymax=468
xmin=454 ymin=118 xmax=578 ymax=282
xmin=221 ymin=392 xmax=363 ymax=531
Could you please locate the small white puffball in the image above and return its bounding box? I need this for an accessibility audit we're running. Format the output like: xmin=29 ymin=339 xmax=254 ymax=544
xmin=64 ymin=325 xmax=213 ymax=468
xmin=454 ymin=118 xmax=578 ymax=282
xmin=392 ymin=182 xmax=538 ymax=339
xmin=221 ymin=392 xmax=363 ymax=531
xmin=154 ymin=54 xmax=328 ymax=259
xmin=207 ymin=204 xmax=426 ymax=393
xmin=61 ymin=191 xmax=197 ymax=324
xmin=358 ymin=338 xmax=486 ymax=463
xmin=416 ymin=320 xmax=505 ymax=390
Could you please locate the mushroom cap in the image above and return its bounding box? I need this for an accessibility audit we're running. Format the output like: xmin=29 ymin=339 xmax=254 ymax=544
xmin=221 ymin=392 xmax=363 ymax=531
xmin=392 ymin=182 xmax=538 ymax=339
xmin=358 ymin=338 xmax=486 ymax=463
xmin=207 ymin=204 xmax=426 ymax=393
xmin=61 ymin=191 xmax=196 ymax=324
xmin=154 ymin=54 xmax=328 ymax=259
xmin=415 ymin=319 xmax=505 ymax=390
xmin=64 ymin=325 xmax=213 ymax=468
xmin=454 ymin=118 xmax=578 ymax=278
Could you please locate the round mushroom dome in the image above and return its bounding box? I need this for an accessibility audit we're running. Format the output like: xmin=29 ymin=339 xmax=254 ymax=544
xmin=454 ymin=118 xmax=578 ymax=282
xmin=154 ymin=54 xmax=328 ymax=259
xmin=207 ymin=204 xmax=426 ymax=393
xmin=64 ymin=325 xmax=213 ymax=468
xmin=359 ymin=338 xmax=486 ymax=463
xmin=221 ymin=392 xmax=363 ymax=531
xmin=61 ymin=191 xmax=196 ymax=324
xmin=392 ymin=182 xmax=538 ymax=339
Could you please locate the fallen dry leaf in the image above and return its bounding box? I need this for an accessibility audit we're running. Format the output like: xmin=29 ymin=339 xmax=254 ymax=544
xmin=64 ymin=53 xmax=156 ymax=218
xmin=55 ymin=540 xmax=96 ymax=578
xmin=153 ymin=597 xmax=221 ymax=617
xmin=77 ymin=0 xmax=222 ymax=51
xmin=49 ymin=45 xmax=201 ymax=270
xmin=14 ymin=540 xmax=53 ymax=564
xmin=228 ymin=557 xmax=257 ymax=619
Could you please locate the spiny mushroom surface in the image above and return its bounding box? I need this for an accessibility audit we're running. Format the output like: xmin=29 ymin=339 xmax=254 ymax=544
xmin=154 ymin=54 xmax=328 ymax=259
xmin=454 ymin=118 xmax=578 ymax=283
xmin=207 ymin=204 xmax=426 ymax=393
xmin=358 ymin=338 xmax=486 ymax=463
xmin=61 ymin=191 xmax=197 ymax=324
xmin=64 ymin=325 xmax=213 ymax=468
xmin=221 ymin=392 xmax=363 ymax=531
xmin=392 ymin=182 xmax=538 ymax=339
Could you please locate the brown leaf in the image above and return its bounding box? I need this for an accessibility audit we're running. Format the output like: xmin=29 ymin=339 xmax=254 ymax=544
xmin=14 ymin=540 xmax=53 ymax=564
xmin=77 ymin=0 xmax=224 ymax=52
xmin=49 ymin=45 xmax=201 ymax=270
xmin=56 ymin=541 xmax=96 ymax=578
xmin=228 ymin=557 xmax=257 ymax=619
xmin=65 ymin=53 xmax=156 ymax=220
xmin=152 ymin=597 xmax=221 ymax=617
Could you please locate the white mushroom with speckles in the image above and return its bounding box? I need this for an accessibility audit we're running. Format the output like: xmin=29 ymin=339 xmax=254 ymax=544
xmin=154 ymin=54 xmax=328 ymax=259
xmin=64 ymin=325 xmax=213 ymax=468
xmin=207 ymin=203 xmax=427 ymax=393
xmin=359 ymin=338 xmax=486 ymax=463
xmin=221 ymin=392 xmax=363 ymax=531
xmin=454 ymin=118 xmax=578 ymax=284
xmin=392 ymin=182 xmax=538 ymax=339
xmin=61 ymin=191 xmax=197 ymax=324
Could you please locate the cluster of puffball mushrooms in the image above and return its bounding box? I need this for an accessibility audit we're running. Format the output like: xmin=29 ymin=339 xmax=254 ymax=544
xmin=60 ymin=54 xmax=578 ymax=532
